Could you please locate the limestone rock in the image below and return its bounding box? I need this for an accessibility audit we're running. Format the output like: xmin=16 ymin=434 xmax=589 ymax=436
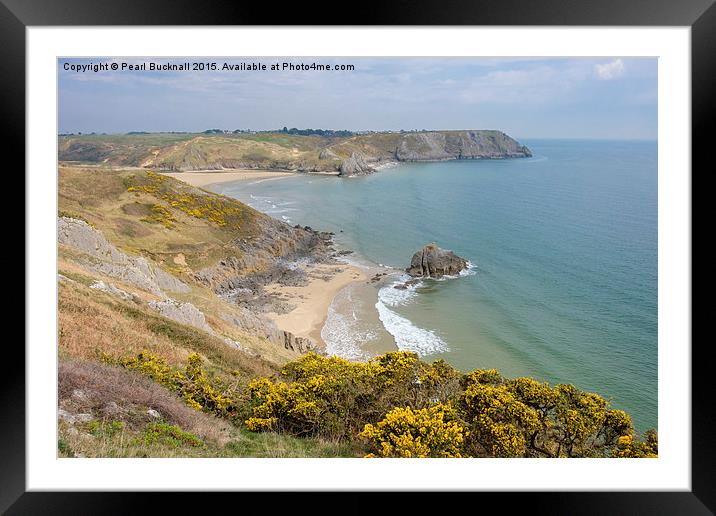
xmin=58 ymin=217 xmax=190 ymax=296
xmin=58 ymin=409 xmax=93 ymax=425
xmin=394 ymin=131 xmax=532 ymax=162
xmin=281 ymin=331 xmax=317 ymax=354
xmin=89 ymin=280 xmax=138 ymax=302
xmin=339 ymin=153 xmax=374 ymax=176
xmin=406 ymin=243 xmax=468 ymax=278
xmin=148 ymin=299 xmax=212 ymax=333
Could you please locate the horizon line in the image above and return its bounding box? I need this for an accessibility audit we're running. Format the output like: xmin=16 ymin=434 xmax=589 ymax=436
xmin=56 ymin=130 xmax=657 ymax=142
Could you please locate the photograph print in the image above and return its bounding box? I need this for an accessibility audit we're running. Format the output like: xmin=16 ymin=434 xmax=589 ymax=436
xmin=57 ymin=56 xmax=658 ymax=459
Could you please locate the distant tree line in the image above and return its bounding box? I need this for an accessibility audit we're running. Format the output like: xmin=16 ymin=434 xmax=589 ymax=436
xmin=277 ymin=127 xmax=354 ymax=137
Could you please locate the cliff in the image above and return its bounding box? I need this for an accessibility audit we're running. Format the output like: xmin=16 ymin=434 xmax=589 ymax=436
xmin=336 ymin=130 xmax=531 ymax=176
xmin=393 ymin=130 xmax=531 ymax=161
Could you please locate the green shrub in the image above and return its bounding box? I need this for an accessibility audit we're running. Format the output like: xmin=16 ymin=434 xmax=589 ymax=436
xmin=461 ymin=382 xmax=540 ymax=457
xmin=86 ymin=419 xmax=125 ymax=437
xmin=141 ymin=422 xmax=203 ymax=448
xmin=108 ymin=350 xmax=655 ymax=458
xmin=58 ymin=438 xmax=74 ymax=457
xmin=612 ymin=429 xmax=658 ymax=458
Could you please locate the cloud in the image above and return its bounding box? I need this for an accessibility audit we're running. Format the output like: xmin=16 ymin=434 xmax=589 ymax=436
xmin=457 ymin=65 xmax=581 ymax=105
xmin=594 ymin=59 xmax=625 ymax=80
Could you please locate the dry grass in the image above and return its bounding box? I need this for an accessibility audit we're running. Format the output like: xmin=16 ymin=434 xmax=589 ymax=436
xmin=58 ymin=277 xmax=280 ymax=380
xmin=58 ymin=279 xmax=187 ymax=365
xmin=59 ymin=359 xmax=233 ymax=444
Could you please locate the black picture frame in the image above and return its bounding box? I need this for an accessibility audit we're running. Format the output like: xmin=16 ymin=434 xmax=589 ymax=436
xmin=4 ymin=0 xmax=709 ymax=513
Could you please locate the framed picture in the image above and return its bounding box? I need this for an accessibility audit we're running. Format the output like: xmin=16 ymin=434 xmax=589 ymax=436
xmin=6 ymin=0 xmax=709 ymax=511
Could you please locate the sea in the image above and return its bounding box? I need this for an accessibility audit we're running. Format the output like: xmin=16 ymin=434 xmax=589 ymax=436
xmin=216 ymin=139 xmax=657 ymax=430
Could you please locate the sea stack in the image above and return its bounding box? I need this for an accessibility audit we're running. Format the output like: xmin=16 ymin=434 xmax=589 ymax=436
xmin=406 ymin=243 xmax=468 ymax=278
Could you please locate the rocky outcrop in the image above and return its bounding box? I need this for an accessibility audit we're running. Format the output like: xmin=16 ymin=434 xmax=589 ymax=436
xmin=394 ymin=131 xmax=531 ymax=162
xmin=406 ymin=243 xmax=468 ymax=278
xmin=220 ymin=311 xmax=319 ymax=355
xmin=148 ymin=299 xmax=213 ymax=333
xmin=194 ymin=225 xmax=335 ymax=299
xmin=58 ymin=217 xmax=190 ymax=296
xmin=89 ymin=280 xmax=139 ymax=302
xmin=280 ymin=331 xmax=318 ymax=354
xmin=339 ymin=153 xmax=374 ymax=176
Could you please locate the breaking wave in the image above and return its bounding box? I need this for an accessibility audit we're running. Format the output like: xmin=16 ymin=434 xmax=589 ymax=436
xmin=375 ymin=274 xmax=449 ymax=356
xmin=322 ymin=287 xmax=376 ymax=360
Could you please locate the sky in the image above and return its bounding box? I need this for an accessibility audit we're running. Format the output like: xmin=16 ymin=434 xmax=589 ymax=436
xmin=58 ymin=57 xmax=657 ymax=140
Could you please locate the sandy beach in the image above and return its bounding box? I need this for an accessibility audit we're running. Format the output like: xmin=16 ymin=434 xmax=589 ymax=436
xmin=163 ymin=170 xmax=295 ymax=189
xmin=263 ymin=263 xmax=367 ymax=347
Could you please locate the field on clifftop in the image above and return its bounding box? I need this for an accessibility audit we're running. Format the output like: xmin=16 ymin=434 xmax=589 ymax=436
xmin=59 ymin=132 xmax=344 ymax=172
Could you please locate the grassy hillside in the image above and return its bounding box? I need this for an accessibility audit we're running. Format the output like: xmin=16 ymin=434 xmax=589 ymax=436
xmin=59 ymin=133 xmax=341 ymax=171
xmin=59 ymin=166 xmax=314 ymax=273
xmin=58 ymin=133 xmax=197 ymax=166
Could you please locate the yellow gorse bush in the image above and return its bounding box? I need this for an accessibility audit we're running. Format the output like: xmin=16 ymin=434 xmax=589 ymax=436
xmin=105 ymin=349 xmax=654 ymax=458
xmin=359 ymin=403 xmax=468 ymax=458
xmin=125 ymin=171 xmax=253 ymax=228
xmin=111 ymin=351 xmax=237 ymax=419
xmin=243 ymin=352 xmax=654 ymax=457
xmin=245 ymin=351 xmax=463 ymax=439
xmin=612 ymin=429 xmax=658 ymax=458
xmin=461 ymin=382 xmax=540 ymax=457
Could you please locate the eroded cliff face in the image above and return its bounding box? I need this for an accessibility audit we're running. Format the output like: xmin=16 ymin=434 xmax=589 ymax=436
xmin=192 ymin=223 xmax=334 ymax=292
xmin=394 ymin=131 xmax=531 ymax=161
xmin=336 ymin=130 xmax=531 ymax=176
xmin=58 ymin=215 xmax=322 ymax=357
xmin=57 ymin=217 xmax=190 ymax=297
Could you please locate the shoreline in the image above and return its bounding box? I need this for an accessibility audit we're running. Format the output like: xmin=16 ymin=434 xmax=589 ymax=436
xmin=163 ymin=170 xmax=297 ymax=189
xmin=262 ymin=263 xmax=367 ymax=349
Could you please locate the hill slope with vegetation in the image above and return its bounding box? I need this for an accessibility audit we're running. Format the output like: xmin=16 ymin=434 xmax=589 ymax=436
xmin=58 ymin=130 xmax=532 ymax=174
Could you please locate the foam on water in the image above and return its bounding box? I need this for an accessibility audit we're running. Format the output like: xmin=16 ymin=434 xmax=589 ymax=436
xmin=248 ymin=195 xmax=298 ymax=222
xmin=378 ymin=273 xmax=420 ymax=306
xmin=375 ymin=274 xmax=449 ymax=356
xmin=322 ymin=287 xmax=376 ymax=360
xmin=248 ymin=175 xmax=295 ymax=185
xmin=437 ymin=260 xmax=478 ymax=280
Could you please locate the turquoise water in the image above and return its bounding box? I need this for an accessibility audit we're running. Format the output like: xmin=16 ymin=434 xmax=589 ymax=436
xmin=218 ymin=139 xmax=657 ymax=430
